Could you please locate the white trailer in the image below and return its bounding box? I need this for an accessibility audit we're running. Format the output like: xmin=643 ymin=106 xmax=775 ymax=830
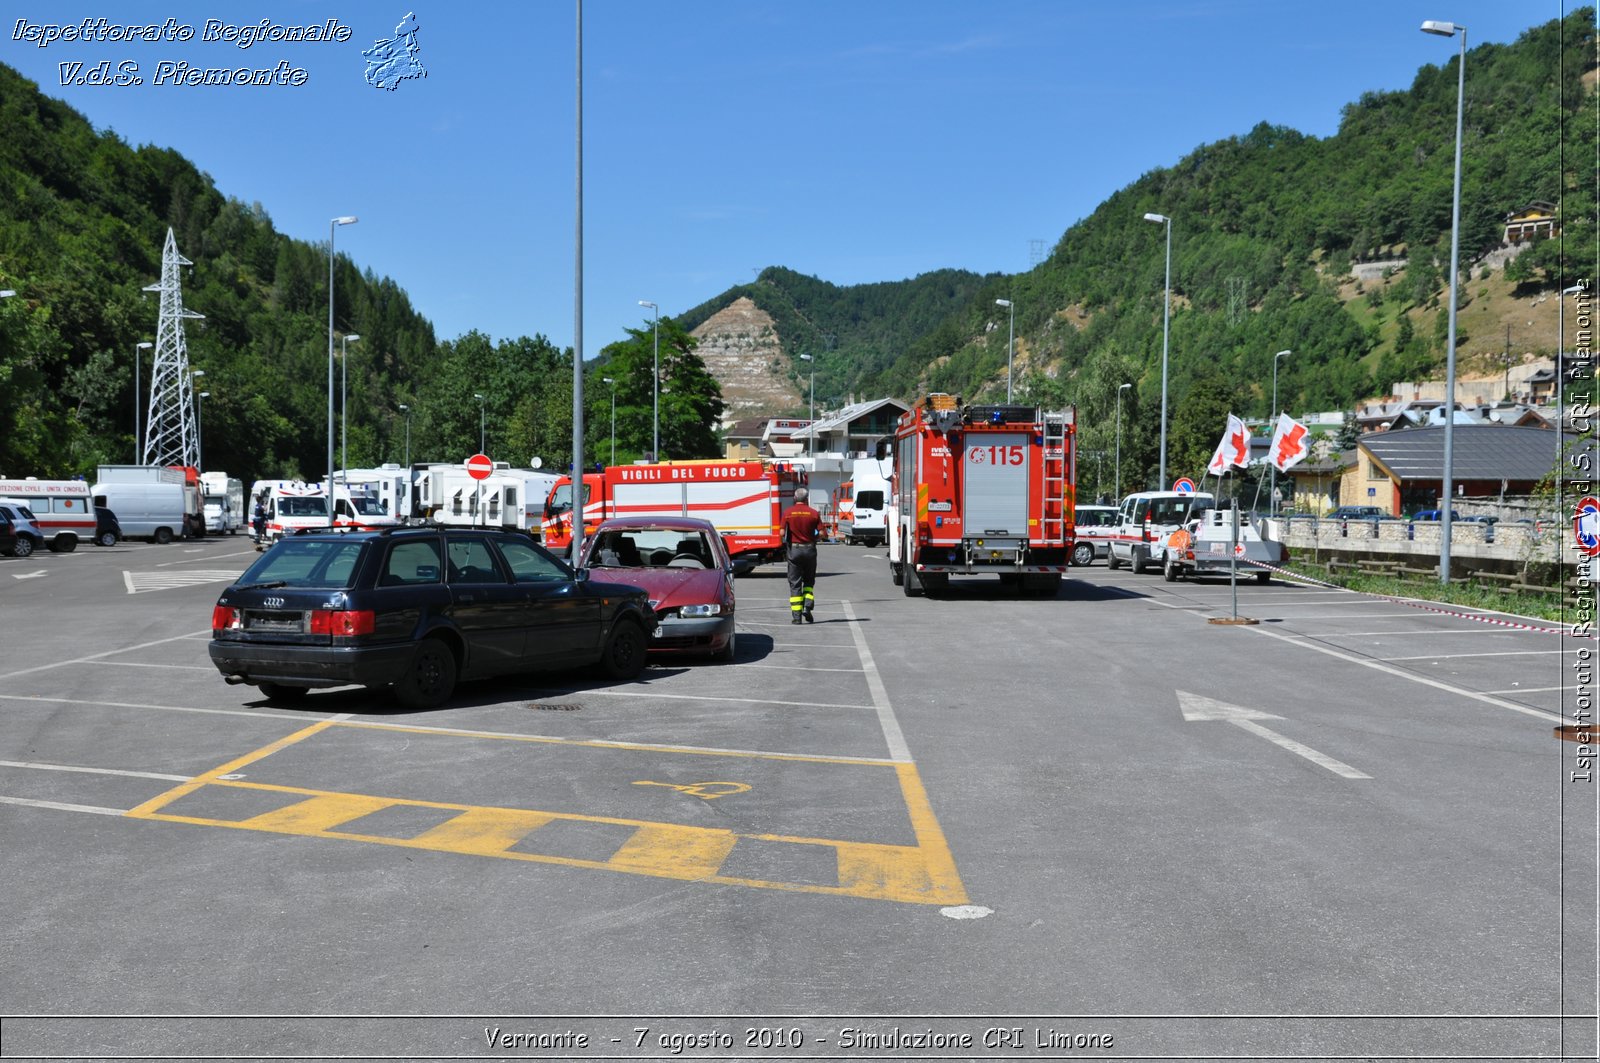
xmin=199 ymin=472 xmax=245 ymax=535
xmin=416 ymin=463 xmax=532 ymax=532
xmin=337 ymin=464 xmax=413 ymax=522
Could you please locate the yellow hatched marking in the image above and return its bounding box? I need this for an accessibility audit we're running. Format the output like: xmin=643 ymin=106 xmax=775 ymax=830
xmin=608 ymin=824 xmax=738 ymax=879
xmin=408 ymin=807 xmax=556 ymax=854
xmin=123 ymin=716 xmax=342 ymax=819
xmin=238 ymin=793 xmax=393 ymax=833
xmin=136 ymin=779 xmax=960 ymax=904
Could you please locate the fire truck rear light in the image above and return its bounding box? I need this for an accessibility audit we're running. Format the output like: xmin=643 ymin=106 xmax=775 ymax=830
xmin=212 ymin=605 xmax=239 ymax=632
xmin=916 ymin=521 xmax=931 ymax=544
xmin=309 ymin=609 xmax=376 ymax=636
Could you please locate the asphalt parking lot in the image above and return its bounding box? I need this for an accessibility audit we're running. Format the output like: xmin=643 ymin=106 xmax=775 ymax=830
xmin=1 ymin=535 xmax=1594 ymax=1060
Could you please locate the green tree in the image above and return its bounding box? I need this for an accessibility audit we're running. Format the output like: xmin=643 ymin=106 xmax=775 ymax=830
xmin=596 ymin=319 xmax=723 ymax=460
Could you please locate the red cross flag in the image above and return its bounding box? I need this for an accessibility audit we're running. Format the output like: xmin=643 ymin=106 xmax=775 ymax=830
xmin=1207 ymin=414 xmax=1251 ymax=475
xmin=1269 ymin=413 xmax=1312 ymax=472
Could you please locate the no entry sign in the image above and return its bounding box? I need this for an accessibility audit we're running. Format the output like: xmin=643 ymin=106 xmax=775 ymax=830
xmin=465 ymin=453 xmax=493 ymax=481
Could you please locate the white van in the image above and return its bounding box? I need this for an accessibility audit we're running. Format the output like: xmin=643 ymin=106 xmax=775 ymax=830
xmin=90 ymin=481 xmax=189 ymax=544
xmin=1106 ymin=490 xmax=1215 ymax=573
xmin=838 ymin=463 xmax=890 ymax=546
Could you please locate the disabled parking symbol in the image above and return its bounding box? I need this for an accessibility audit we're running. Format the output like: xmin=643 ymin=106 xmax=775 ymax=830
xmin=633 ymin=780 xmax=751 ymax=800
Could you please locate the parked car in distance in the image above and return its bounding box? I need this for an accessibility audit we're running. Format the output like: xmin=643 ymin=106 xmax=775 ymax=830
xmin=0 ymin=501 xmax=43 ymax=558
xmin=1327 ymin=505 xmax=1383 ymax=520
xmin=1410 ymin=509 xmax=1461 ymax=521
xmin=94 ymin=506 xmax=123 ymax=547
xmin=1071 ymin=504 xmax=1119 ymax=566
xmin=578 ymin=516 xmax=737 ymax=662
xmin=209 ymin=526 xmax=658 ymax=709
xmin=0 ymin=510 xmax=18 ymax=557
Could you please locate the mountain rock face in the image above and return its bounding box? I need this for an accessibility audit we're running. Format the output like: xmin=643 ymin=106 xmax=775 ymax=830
xmin=690 ymin=296 xmax=803 ymax=420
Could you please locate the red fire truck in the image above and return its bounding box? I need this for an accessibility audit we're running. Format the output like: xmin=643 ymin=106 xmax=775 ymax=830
xmin=542 ymin=460 xmax=806 ymax=570
xmin=884 ymin=394 xmax=1075 ymax=596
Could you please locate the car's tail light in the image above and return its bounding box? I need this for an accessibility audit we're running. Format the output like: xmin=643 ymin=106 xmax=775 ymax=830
xmin=309 ymin=609 xmax=376 ymax=636
xmin=212 ymin=605 xmax=239 ymax=632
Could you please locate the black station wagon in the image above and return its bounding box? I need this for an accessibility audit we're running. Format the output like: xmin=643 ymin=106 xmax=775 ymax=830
xmin=209 ymin=526 xmax=657 ymax=709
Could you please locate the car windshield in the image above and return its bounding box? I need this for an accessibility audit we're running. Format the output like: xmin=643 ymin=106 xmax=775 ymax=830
xmin=855 ymin=489 xmax=884 ymax=510
xmin=588 ymin=527 xmax=714 ymax=569
xmin=547 ymin=483 xmax=591 ymax=513
xmin=352 ymin=497 xmax=388 ymax=516
xmin=279 ymin=496 xmax=328 ymax=517
xmin=237 ymin=539 xmax=367 ymax=589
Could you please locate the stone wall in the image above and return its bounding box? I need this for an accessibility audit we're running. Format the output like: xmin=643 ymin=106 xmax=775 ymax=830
xmin=1272 ymin=516 xmax=1571 ymax=575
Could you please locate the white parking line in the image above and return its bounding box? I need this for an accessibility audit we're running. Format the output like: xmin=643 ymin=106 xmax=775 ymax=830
xmin=157 ymin=549 xmax=256 ymax=568
xmin=0 ymin=760 xmax=191 ymax=782
xmin=1282 ymin=629 xmax=1518 ymax=638
xmin=1151 ymin=599 xmax=1566 ymax=724
xmin=1381 ymin=649 xmax=1577 ymax=661
xmin=740 ymin=663 xmax=866 ymax=673
xmin=0 ymin=693 xmax=328 ymax=723
xmin=0 ymin=795 xmax=127 ymax=816
xmin=0 ymin=629 xmax=213 ymax=681
xmin=1485 ymin=685 xmax=1568 ymax=695
xmin=94 ymin=661 xmax=216 ymax=672
xmin=555 ymin=688 xmax=874 ymax=711
xmin=843 ymin=599 xmax=910 ymax=764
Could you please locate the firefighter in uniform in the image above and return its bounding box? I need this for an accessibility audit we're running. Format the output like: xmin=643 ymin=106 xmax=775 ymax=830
xmin=783 ymin=487 xmax=823 ymax=624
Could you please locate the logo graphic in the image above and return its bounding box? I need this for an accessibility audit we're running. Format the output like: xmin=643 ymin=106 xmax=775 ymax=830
xmin=1574 ymin=496 xmax=1600 ymax=557
xmin=363 ymin=12 xmax=426 ymax=91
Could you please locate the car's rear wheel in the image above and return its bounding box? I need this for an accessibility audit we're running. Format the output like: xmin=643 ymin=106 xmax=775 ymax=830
xmin=395 ymin=637 xmax=458 ymax=709
xmin=49 ymin=536 xmax=77 ymax=553
xmin=153 ymin=527 xmax=173 ymax=545
xmin=257 ymin=682 xmax=309 ymax=703
xmin=12 ymin=536 xmax=35 ymax=558
xmin=600 ymin=619 xmax=647 ymax=680
xmin=96 ymin=530 xmax=118 ymax=547
xmin=1071 ymin=542 xmax=1095 ymax=567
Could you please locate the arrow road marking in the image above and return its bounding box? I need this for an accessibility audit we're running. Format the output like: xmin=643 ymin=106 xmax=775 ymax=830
xmin=1177 ymin=690 xmax=1371 ymax=780
xmin=11 ymin=570 xmax=47 ymax=580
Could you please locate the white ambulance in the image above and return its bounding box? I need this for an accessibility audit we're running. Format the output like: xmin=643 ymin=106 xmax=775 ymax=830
xmin=248 ymin=480 xmax=330 ymax=548
xmin=1106 ymin=490 xmax=1215 ymax=574
xmin=0 ymin=478 xmax=96 ymax=552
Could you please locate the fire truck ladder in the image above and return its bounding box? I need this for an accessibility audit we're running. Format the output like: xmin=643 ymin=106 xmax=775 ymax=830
xmin=1041 ymin=412 xmax=1069 ymax=543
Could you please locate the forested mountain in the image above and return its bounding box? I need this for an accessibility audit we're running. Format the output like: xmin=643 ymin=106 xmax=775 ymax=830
xmin=0 ymin=62 xmax=616 ymax=481
xmin=684 ymin=10 xmax=1596 ymax=490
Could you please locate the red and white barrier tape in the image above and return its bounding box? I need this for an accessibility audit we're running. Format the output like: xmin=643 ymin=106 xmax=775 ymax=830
xmin=1241 ymin=558 xmax=1594 ymax=638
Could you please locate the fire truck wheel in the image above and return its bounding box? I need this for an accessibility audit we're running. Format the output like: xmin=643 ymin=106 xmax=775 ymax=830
xmin=890 ymin=563 xmax=903 ymax=586
xmin=902 ymin=560 xmax=925 ymax=597
xmin=1163 ymin=557 xmax=1179 ymax=582
xmin=1071 ymin=543 xmax=1095 ymax=567
xmin=1131 ymin=549 xmax=1149 ymax=574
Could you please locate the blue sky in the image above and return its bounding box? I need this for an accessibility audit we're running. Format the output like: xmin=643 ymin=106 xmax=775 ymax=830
xmin=1 ymin=1 xmax=1568 ymax=358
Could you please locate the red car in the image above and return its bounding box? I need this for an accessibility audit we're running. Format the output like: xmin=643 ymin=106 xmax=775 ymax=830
xmin=578 ymin=516 xmax=737 ymax=662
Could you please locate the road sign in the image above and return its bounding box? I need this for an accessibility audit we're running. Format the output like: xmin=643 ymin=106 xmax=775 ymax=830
xmin=1574 ymin=496 xmax=1600 ymax=557
xmin=1173 ymin=477 xmax=1196 ymax=494
xmin=465 ymin=453 xmax=494 ymax=481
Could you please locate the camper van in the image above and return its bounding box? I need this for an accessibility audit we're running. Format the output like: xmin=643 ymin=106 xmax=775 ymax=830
xmin=199 ymin=472 xmax=245 ymax=535
xmin=0 ymin=478 xmax=96 ymax=551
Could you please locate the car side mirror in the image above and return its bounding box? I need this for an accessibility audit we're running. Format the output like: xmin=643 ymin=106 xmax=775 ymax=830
xmin=574 ymin=567 xmax=589 ymax=583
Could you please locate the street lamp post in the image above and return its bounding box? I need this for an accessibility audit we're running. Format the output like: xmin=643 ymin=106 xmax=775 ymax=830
xmin=1144 ymin=212 xmax=1173 ymax=487
xmin=1271 ymin=349 xmax=1291 ymax=514
xmin=799 ymin=353 xmax=815 ymax=457
xmin=398 ymin=404 xmax=411 ymax=467
xmin=995 ymin=299 xmax=1015 ymax=402
xmin=1421 ymin=19 xmax=1465 ymax=585
xmin=195 ymin=390 xmax=209 ymax=473
xmin=639 ymin=300 xmax=660 ymax=460
xmin=1116 ymin=383 xmax=1132 ymax=501
xmin=327 ymin=215 xmax=358 ymax=522
xmin=602 ymin=377 xmax=616 ymax=466
xmin=474 ymin=393 xmax=487 ymax=454
xmin=134 ymin=340 xmax=153 ymax=462
xmin=341 ymin=333 xmax=360 ymax=487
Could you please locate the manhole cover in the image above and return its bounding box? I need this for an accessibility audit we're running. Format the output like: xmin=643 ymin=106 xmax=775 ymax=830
xmin=527 ymin=702 xmax=584 ymax=712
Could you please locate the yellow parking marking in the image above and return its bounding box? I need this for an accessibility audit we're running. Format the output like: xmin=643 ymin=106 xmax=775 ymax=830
xmin=127 ymin=778 xmax=966 ymax=905
xmin=123 ymin=716 xmax=344 ymax=818
xmin=632 ymin=780 xmax=750 ymax=800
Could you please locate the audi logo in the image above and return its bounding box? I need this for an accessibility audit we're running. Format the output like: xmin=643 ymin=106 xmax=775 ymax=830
xmin=263 ymin=597 xmax=285 ymax=609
